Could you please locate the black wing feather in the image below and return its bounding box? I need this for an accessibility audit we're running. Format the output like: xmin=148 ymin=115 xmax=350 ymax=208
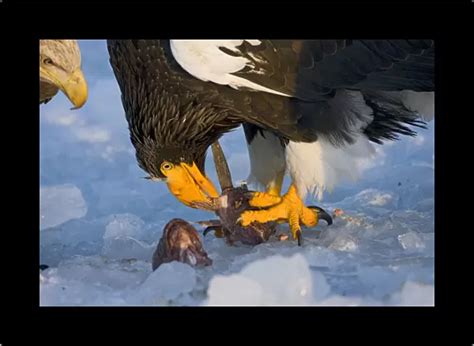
xmin=226 ymin=40 xmax=434 ymax=144
xmin=230 ymin=40 xmax=434 ymax=100
xmin=109 ymin=40 xmax=434 ymax=151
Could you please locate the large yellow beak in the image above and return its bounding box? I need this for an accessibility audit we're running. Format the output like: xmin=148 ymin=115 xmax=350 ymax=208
xmin=164 ymin=162 xmax=219 ymax=209
xmin=60 ymin=68 xmax=88 ymax=109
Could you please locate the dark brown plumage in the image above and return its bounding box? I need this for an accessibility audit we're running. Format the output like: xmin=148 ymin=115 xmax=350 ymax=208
xmin=107 ymin=40 xmax=434 ymax=181
xmin=108 ymin=40 xmax=434 ymax=244
xmin=107 ymin=40 xmax=242 ymax=178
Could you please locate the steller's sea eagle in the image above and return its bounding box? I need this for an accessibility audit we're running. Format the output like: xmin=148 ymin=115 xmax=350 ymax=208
xmin=107 ymin=40 xmax=434 ymax=244
xmin=40 ymin=40 xmax=88 ymax=109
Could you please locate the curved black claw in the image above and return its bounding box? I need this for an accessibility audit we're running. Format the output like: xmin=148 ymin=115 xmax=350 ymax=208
xmin=196 ymin=219 xmax=222 ymax=227
xmin=40 ymin=264 xmax=49 ymax=271
xmin=203 ymin=225 xmax=223 ymax=237
xmin=296 ymin=230 xmax=303 ymax=247
xmin=308 ymin=206 xmax=333 ymax=226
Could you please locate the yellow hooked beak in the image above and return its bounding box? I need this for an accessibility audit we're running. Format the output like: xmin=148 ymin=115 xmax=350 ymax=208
xmin=60 ymin=68 xmax=88 ymax=109
xmin=162 ymin=162 xmax=219 ymax=210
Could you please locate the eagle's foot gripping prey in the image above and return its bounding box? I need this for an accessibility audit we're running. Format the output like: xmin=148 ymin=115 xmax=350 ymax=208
xmin=238 ymin=184 xmax=333 ymax=245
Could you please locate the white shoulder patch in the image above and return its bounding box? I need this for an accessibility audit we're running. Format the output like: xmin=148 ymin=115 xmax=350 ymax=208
xmin=169 ymin=40 xmax=290 ymax=97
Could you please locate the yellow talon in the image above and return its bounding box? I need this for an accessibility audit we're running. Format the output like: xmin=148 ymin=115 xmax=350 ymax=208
xmin=239 ymin=184 xmax=319 ymax=242
xmin=248 ymin=192 xmax=282 ymax=208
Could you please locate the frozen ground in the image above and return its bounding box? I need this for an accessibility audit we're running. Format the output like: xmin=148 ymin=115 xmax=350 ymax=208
xmin=39 ymin=40 xmax=434 ymax=306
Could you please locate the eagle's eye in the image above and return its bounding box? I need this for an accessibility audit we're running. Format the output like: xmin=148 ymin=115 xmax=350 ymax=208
xmin=43 ymin=58 xmax=53 ymax=65
xmin=161 ymin=162 xmax=174 ymax=171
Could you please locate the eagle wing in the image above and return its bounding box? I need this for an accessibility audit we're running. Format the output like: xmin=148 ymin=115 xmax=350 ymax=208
xmin=170 ymin=40 xmax=434 ymax=144
xmin=170 ymin=40 xmax=434 ymax=100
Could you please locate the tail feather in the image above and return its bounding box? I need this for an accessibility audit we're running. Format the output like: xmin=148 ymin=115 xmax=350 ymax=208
xmin=362 ymin=90 xmax=428 ymax=145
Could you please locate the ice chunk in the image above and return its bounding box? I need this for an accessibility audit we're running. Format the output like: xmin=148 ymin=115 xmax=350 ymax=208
xmin=101 ymin=214 xmax=153 ymax=260
xmin=311 ymin=270 xmax=331 ymax=301
xmin=316 ymin=295 xmax=364 ymax=306
xmin=390 ymin=281 xmax=434 ymax=306
xmin=367 ymin=193 xmax=394 ymax=207
xmin=304 ymin=246 xmax=339 ymax=268
xmin=206 ymin=254 xmax=313 ymax=305
xmin=329 ymin=235 xmax=358 ymax=252
xmin=357 ymin=266 xmax=407 ymax=300
xmin=103 ymin=214 xmax=146 ymax=240
xmin=40 ymin=184 xmax=87 ymax=230
xmin=414 ymin=198 xmax=434 ymax=212
xmin=41 ymin=276 xmax=128 ymax=306
xmin=40 ymin=217 xmax=108 ymax=266
xmin=54 ymin=256 xmax=150 ymax=290
xmin=135 ymin=262 xmax=197 ymax=304
xmin=205 ymin=275 xmax=264 ymax=305
xmin=398 ymin=232 xmax=426 ymax=251
xmin=335 ymin=189 xmax=399 ymax=210
xmin=42 ymin=218 xmax=106 ymax=246
xmin=40 ymin=257 xmax=150 ymax=306
xmin=102 ymin=236 xmax=155 ymax=261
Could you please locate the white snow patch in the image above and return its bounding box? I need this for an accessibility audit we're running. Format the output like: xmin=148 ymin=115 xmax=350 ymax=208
xmin=206 ymin=254 xmax=314 ymax=306
xmin=205 ymin=275 xmax=264 ymax=306
xmin=135 ymin=262 xmax=196 ymax=304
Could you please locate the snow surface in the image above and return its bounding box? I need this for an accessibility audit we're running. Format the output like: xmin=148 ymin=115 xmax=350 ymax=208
xmin=39 ymin=40 xmax=435 ymax=306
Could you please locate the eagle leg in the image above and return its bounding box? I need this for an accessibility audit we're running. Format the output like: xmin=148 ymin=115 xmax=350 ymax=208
xmin=245 ymin=170 xmax=285 ymax=208
xmin=238 ymin=185 xmax=318 ymax=244
xmin=246 ymin=191 xmax=282 ymax=207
